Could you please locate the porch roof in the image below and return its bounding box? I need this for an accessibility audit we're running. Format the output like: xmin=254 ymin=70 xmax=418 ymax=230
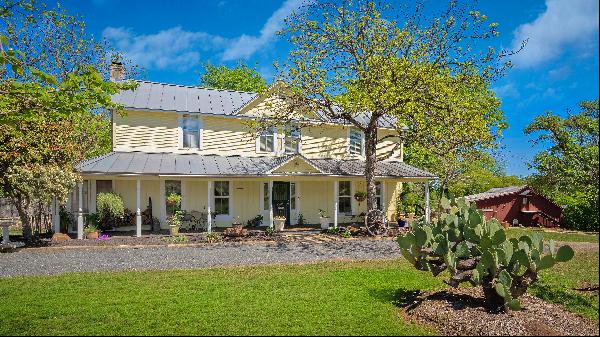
xmin=76 ymin=152 xmax=437 ymax=179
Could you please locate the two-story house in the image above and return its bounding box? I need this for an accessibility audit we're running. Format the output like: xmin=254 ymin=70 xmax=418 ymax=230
xmin=59 ymin=66 xmax=436 ymax=238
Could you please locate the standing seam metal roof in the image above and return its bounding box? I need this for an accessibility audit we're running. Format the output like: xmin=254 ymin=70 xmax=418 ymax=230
xmin=76 ymin=152 xmax=437 ymax=179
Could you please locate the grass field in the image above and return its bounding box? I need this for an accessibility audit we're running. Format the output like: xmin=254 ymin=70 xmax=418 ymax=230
xmin=506 ymin=227 xmax=599 ymax=243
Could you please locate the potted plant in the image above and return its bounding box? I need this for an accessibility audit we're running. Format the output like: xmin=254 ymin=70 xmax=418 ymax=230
xmin=273 ymin=215 xmax=286 ymax=231
xmin=353 ymin=191 xmax=367 ymax=203
xmin=167 ymin=211 xmax=182 ymax=236
xmin=396 ymin=213 xmax=407 ymax=228
xmin=318 ymin=209 xmax=331 ymax=230
xmin=232 ymin=216 xmax=243 ymax=229
xmin=84 ymin=223 xmax=100 ymax=240
xmin=166 ymin=193 xmax=182 ymax=215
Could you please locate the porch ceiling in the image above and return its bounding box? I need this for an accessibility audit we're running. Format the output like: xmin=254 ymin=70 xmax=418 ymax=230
xmin=76 ymin=152 xmax=437 ymax=179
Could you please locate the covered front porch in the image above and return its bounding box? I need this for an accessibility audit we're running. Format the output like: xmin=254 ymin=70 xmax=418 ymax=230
xmin=60 ymin=152 xmax=436 ymax=239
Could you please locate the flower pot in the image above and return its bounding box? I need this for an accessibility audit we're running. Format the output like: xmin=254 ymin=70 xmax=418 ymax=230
xmin=274 ymin=218 xmax=285 ymax=232
xmin=86 ymin=231 xmax=99 ymax=240
xmin=169 ymin=225 xmax=180 ymax=236
xmin=319 ymin=217 xmax=331 ymax=230
xmin=398 ymin=219 xmax=407 ymax=228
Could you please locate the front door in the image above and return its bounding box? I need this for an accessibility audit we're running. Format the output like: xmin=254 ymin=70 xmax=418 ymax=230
xmin=272 ymin=181 xmax=291 ymax=226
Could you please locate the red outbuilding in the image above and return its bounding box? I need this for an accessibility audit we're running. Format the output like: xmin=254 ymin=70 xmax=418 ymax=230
xmin=464 ymin=185 xmax=563 ymax=228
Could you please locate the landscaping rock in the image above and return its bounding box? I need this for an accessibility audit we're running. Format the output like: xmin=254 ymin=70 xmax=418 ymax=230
xmin=403 ymin=287 xmax=599 ymax=336
xmin=51 ymin=233 xmax=71 ymax=242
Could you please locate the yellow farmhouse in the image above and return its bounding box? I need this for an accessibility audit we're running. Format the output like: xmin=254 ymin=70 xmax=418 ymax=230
xmin=59 ymin=70 xmax=436 ymax=239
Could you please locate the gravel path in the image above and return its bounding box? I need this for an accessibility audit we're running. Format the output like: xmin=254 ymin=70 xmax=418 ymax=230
xmin=0 ymin=239 xmax=401 ymax=278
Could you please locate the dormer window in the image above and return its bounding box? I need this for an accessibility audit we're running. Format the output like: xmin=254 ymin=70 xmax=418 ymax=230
xmin=182 ymin=114 xmax=201 ymax=149
xmin=257 ymin=127 xmax=276 ymax=153
xmin=284 ymin=126 xmax=301 ymax=154
xmin=349 ymin=128 xmax=364 ymax=156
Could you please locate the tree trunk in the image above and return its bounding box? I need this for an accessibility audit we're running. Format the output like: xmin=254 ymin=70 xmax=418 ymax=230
xmin=482 ymin=278 xmax=505 ymax=312
xmin=12 ymin=196 xmax=32 ymax=242
xmin=364 ymin=127 xmax=378 ymax=229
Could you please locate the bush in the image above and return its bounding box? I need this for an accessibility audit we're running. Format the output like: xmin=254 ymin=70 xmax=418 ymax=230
xmin=397 ymin=197 xmax=574 ymax=311
xmin=96 ymin=193 xmax=125 ymax=230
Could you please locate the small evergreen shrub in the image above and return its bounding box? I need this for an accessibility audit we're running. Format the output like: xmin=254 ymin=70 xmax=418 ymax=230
xmin=96 ymin=192 xmax=125 ymax=230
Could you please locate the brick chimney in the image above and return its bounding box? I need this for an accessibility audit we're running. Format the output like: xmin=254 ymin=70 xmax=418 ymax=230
xmin=109 ymin=61 xmax=125 ymax=82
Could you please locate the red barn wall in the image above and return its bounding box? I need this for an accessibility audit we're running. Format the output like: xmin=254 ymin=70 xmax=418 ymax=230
xmin=474 ymin=192 xmax=562 ymax=228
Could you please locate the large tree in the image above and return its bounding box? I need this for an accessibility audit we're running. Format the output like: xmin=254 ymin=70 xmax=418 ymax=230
xmin=525 ymin=100 xmax=599 ymax=231
xmin=1 ymin=0 xmax=136 ymax=240
xmin=199 ymin=63 xmax=268 ymax=92
xmin=268 ymin=0 xmax=515 ymax=228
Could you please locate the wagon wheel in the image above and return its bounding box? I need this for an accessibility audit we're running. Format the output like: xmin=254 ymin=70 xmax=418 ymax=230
xmin=364 ymin=209 xmax=388 ymax=236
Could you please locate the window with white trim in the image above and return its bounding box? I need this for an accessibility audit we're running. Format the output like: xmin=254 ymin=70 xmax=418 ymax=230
xmin=182 ymin=114 xmax=201 ymax=149
xmin=284 ymin=127 xmax=301 ymax=154
xmin=375 ymin=182 xmax=382 ymax=210
xmin=214 ymin=181 xmax=230 ymax=215
xmin=349 ymin=128 xmax=364 ymax=155
xmin=338 ymin=181 xmax=352 ymax=214
xmin=258 ymin=128 xmax=276 ymax=153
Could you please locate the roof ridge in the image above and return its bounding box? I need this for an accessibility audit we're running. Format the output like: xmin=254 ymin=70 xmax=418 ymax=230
xmin=135 ymin=80 xmax=259 ymax=95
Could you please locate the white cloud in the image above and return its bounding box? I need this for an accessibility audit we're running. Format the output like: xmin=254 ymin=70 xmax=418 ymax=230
xmin=510 ymin=0 xmax=599 ymax=68
xmin=103 ymin=26 xmax=227 ymax=71
xmin=103 ymin=0 xmax=310 ymax=71
xmin=222 ymin=0 xmax=308 ymax=61
xmin=492 ymin=83 xmax=519 ymax=98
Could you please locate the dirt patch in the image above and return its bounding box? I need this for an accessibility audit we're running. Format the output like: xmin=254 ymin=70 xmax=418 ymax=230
xmin=402 ymin=288 xmax=598 ymax=336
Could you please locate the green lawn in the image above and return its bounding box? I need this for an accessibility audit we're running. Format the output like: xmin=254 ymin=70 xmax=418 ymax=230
xmin=0 ymin=253 xmax=597 ymax=336
xmin=506 ymin=227 xmax=599 ymax=243
xmin=0 ymin=260 xmax=442 ymax=336
xmin=531 ymin=251 xmax=599 ymax=320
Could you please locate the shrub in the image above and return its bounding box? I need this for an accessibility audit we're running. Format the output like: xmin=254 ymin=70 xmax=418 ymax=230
xmin=265 ymin=226 xmax=275 ymax=236
xmin=397 ymin=197 xmax=574 ymax=311
xmin=246 ymin=214 xmax=263 ymax=227
xmin=205 ymin=232 xmax=221 ymax=243
xmin=96 ymin=193 xmax=125 ymax=230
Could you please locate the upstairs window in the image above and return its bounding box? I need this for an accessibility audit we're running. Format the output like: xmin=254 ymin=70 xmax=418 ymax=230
xmin=338 ymin=181 xmax=352 ymax=214
xmin=182 ymin=114 xmax=201 ymax=149
xmin=258 ymin=127 xmax=276 ymax=153
xmin=284 ymin=127 xmax=301 ymax=154
xmin=349 ymin=128 xmax=364 ymax=156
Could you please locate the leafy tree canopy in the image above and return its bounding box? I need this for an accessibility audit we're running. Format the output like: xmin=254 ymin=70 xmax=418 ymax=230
xmin=199 ymin=63 xmax=268 ymax=93
xmin=525 ymin=99 xmax=599 ymax=231
xmin=268 ymin=0 xmax=517 ymax=226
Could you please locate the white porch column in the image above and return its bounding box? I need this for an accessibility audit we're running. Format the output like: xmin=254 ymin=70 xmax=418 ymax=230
xmin=268 ymin=180 xmax=274 ymax=228
xmin=89 ymin=179 xmax=97 ymax=213
xmin=425 ymin=181 xmax=431 ymax=224
xmin=207 ymin=180 xmax=213 ymax=233
xmin=52 ymin=197 xmax=60 ymax=233
xmin=333 ymin=180 xmax=339 ymax=228
xmin=296 ymin=181 xmax=301 ymax=225
xmin=159 ymin=179 xmax=166 ymax=226
xmin=77 ymin=182 xmax=83 ymax=240
xmin=136 ymin=179 xmax=142 ymax=237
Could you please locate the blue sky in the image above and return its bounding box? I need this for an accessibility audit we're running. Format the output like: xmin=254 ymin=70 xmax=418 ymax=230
xmin=61 ymin=0 xmax=598 ymax=177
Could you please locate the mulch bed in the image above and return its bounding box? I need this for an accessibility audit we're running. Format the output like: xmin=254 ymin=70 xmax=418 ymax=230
xmin=402 ymin=287 xmax=598 ymax=336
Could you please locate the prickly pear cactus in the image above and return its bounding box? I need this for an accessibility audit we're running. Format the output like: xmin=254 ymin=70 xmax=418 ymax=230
xmin=397 ymin=197 xmax=574 ymax=311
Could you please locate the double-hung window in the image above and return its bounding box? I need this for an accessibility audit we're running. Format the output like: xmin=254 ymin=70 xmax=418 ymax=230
xmin=375 ymin=182 xmax=382 ymax=210
xmin=214 ymin=181 xmax=230 ymax=215
xmin=338 ymin=181 xmax=352 ymax=214
xmin=258 ymin=127 xmax=276 ymax=153
xmin=182 ymin=114 xmax=201 ymax=149
xmin=349 ymin=128 xmax=364 ymax=156
xmin=284 ymin=127 xmax=301 ymax=154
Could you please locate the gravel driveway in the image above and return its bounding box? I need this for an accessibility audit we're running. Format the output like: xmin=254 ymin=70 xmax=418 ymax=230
xmin=0 ymin=239 xmax=401 ymax=278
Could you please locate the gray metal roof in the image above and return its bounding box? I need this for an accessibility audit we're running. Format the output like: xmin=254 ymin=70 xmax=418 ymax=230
xmin=464 ymin=186 xmax=529 ymax=202
xmin=113 ymin=81 xmax=397 ymax=128
xmin=112 ymin=81 xmax=258 ymax=115
xmin=77 ymin=152 xmax=436 ymax=179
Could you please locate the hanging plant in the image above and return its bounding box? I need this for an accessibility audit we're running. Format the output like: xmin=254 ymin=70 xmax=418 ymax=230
xmin=354 ymin=191 xmax=367 ymax=202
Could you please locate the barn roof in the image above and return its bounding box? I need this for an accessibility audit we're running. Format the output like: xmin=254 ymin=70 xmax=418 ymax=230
xmin=464 ymin=185 xmax=530 ymax=202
